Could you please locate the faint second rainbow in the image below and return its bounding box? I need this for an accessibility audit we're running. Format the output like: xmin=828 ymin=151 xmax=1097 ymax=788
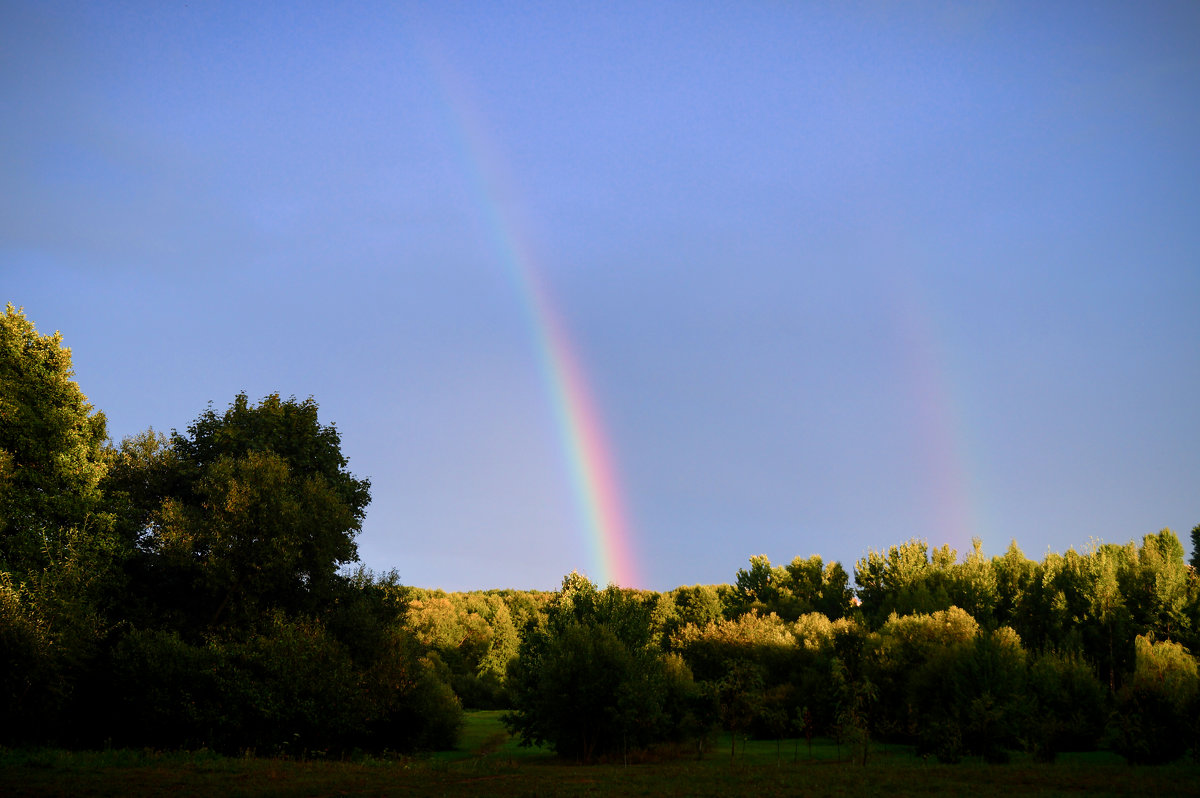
xmin=423 ymin=51 xmax=639 ymax=588
xmin=887 ymin=257 xmax=985 ymax=558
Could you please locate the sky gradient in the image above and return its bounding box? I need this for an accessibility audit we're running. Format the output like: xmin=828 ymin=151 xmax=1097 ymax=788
xmin=4 ymin=1 xmax=1198 ymax=590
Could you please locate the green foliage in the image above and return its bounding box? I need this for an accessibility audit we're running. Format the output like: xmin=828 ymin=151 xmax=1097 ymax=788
xmin=126 ymin=615 xmax=372 ymax=753
xmin=105 ymin=612 xmax=462 ymax=755
xmin=716 ymin=659 xmax=764 ymax=756
xmin=655 ymin=584 xmax=725 ymax=646
xmin=0 ymin=310 xmax=132 ymax=745
xmin=1108 ymin=635 xmax=1199 ymax=764
xmin=671 ymin=610 xmax=798 ymax=686
xmin=102 ymin=429 xmax=180 ymax=547
xmin=141 ymin=393 xmax=371 ymax=632
xmin=865 ymin=607 xmax=978 ymax=745
xmin=854 ymin=539 xmax=946 ymax=625
xmin=0 ymin=309 xmax=122 ymax=740
xmin=404 ymin=664 xmax=467 ymax=751
xmin=0 ymin=305 xmax=111 ymax=574
xmin=906 ymin=628 xmax=1026 ymax=762
xmin=734 ymin=555 xmax=778 ymax=611
xmin=947 ymin=539 xmax=999 ymax=623
xmin=1122 ymin=530 xmax=1190 ymax=643
xmin=105 ymin=628 xmax=223 ymax=748
xmin=1025 ymin=651 xmax=1106 ymax=758
xmin=732 ymin=554 xmax=852 ymax=621
xmin=792 ymin=611 xmax=837 ymax=650
xmin=830 ymin=656 xmax=876 ymax=765
xmin=878 ymin=606 xmax=981 ymax=650
xmin=404 ymin=589 xmax=522 ymax=709
xmin=957 ymin=628 xmax=1028 ymax=762
xmin=504 ymin=573 xmax=697 ymax=761
xmin=0 ymin=571 xmax=57 ymax=743
xmin=992 ymin=540 xmax=1036 ymax=628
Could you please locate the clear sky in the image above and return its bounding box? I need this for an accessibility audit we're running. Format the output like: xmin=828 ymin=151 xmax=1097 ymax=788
xmin=4 ymin=1 xmax=1198 ymax=591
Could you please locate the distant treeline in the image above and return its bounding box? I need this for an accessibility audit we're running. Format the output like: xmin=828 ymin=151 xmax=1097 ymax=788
xmin=415 ymin=531 xmax=1200 ymax=764
xmin=3 ymin=304 xmax=1199 ymax=764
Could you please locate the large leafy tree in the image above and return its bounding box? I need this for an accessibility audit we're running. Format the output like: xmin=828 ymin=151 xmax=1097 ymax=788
xmin=0 ymin=304 xmax=109 ymax=572
xmin=143 ymin=393 xmax=371 ymax=630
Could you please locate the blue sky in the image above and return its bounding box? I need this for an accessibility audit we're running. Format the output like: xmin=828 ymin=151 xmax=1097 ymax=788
xmin=4 ymin=1 xmax=1198 ymax=590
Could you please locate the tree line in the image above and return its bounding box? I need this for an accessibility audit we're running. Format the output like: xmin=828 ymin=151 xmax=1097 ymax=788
xmin=3 ymin=304 xmax=1199 ymax=764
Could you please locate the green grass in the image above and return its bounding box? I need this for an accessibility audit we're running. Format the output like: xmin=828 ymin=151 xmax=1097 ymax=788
xmin=429 ymin=709 xmax=556 ymax=764
xmin=2 ymin=714 xmax=1197 ymax=797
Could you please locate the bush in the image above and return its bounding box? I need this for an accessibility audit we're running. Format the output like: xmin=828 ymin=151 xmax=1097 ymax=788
xmin=374 ymin=654 xmax=464 ymax=751
xmin=107 ymin=619 xmax=365 ymax=753
xmin=106 ymin=615 xmax=462 ymax=755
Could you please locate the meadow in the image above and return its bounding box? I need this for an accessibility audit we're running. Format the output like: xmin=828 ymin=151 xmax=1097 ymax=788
xmin=3 ymin=711 xmax=1197 ymax=798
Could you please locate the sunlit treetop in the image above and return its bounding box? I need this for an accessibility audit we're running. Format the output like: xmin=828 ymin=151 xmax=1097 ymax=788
xmin=0 ymin=303 xmax=109 ymax=570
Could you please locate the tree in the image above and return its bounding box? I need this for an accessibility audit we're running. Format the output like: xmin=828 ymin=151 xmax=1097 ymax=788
xmin=1191 ymin=524 xmax=1200 ymax=570
xmin=1025 ymin=651 xmax=1105 ymax=759
xmin=992 ymin=540 xmax=1035 ymax=630
xmin=145 ymin=393 xmax=371 ymax=630
xmin=865 ymin=607 xmax=980 ymax=749
xmin=716 ymin=659 xmax=764 ymax=758
xmin=731 ymin=554 xmax=852 ymax=621
xmin=1109 ymin=635 xmax=1199 ymax=764
xmin=671 ymin=584 xmax=728 ymax=628
xmin=401 ymin=590 xmax=520 ymax=709
xmin=0 ymin=306 xmax=122 ymax=744
xmin=1122 ymin=531 xmax=1189 ymax=641
xmin=504 ymin=573 xmax=694 ymax=761
xmin=734 ymin=555 xmax=781 ymax=615
xmin=947 ymin=538 xmax=998 ymax=624
xmin=853 ymin=539 xmax=953 ymax=626
xmin=103 ymin=428 xmax=183 ymax=551
xmin=0 ymin=304 xmax=110 ymax=573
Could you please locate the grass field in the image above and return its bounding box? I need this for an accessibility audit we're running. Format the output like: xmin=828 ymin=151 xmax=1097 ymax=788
xmin=2 ymin=712 xmax=1197 ymax=797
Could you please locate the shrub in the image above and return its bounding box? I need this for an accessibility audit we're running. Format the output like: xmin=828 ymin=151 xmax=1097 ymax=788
xmin=106 ymin=615 xmax=462 ymax=755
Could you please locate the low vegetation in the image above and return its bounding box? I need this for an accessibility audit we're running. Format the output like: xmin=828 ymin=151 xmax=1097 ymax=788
xmin=4 ymin=714 xmax=1200 ymax=798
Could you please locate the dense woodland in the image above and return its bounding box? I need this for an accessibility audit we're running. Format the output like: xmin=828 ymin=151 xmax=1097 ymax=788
xmin=3 ymin=304 xmax=1199 ymax=765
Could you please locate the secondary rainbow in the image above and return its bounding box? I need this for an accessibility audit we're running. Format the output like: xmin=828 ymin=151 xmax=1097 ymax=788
xmin=425 ymin=52 xmax=639 ymax=588
xmin=889 ymin=261 xmax=986 ymax=558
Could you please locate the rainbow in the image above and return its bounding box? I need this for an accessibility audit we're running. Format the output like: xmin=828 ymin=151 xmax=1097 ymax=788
xmin=423 ymin=50 xmax=639 ymax=588
xmin=889 ymin=263 xmax=984 ymax=559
